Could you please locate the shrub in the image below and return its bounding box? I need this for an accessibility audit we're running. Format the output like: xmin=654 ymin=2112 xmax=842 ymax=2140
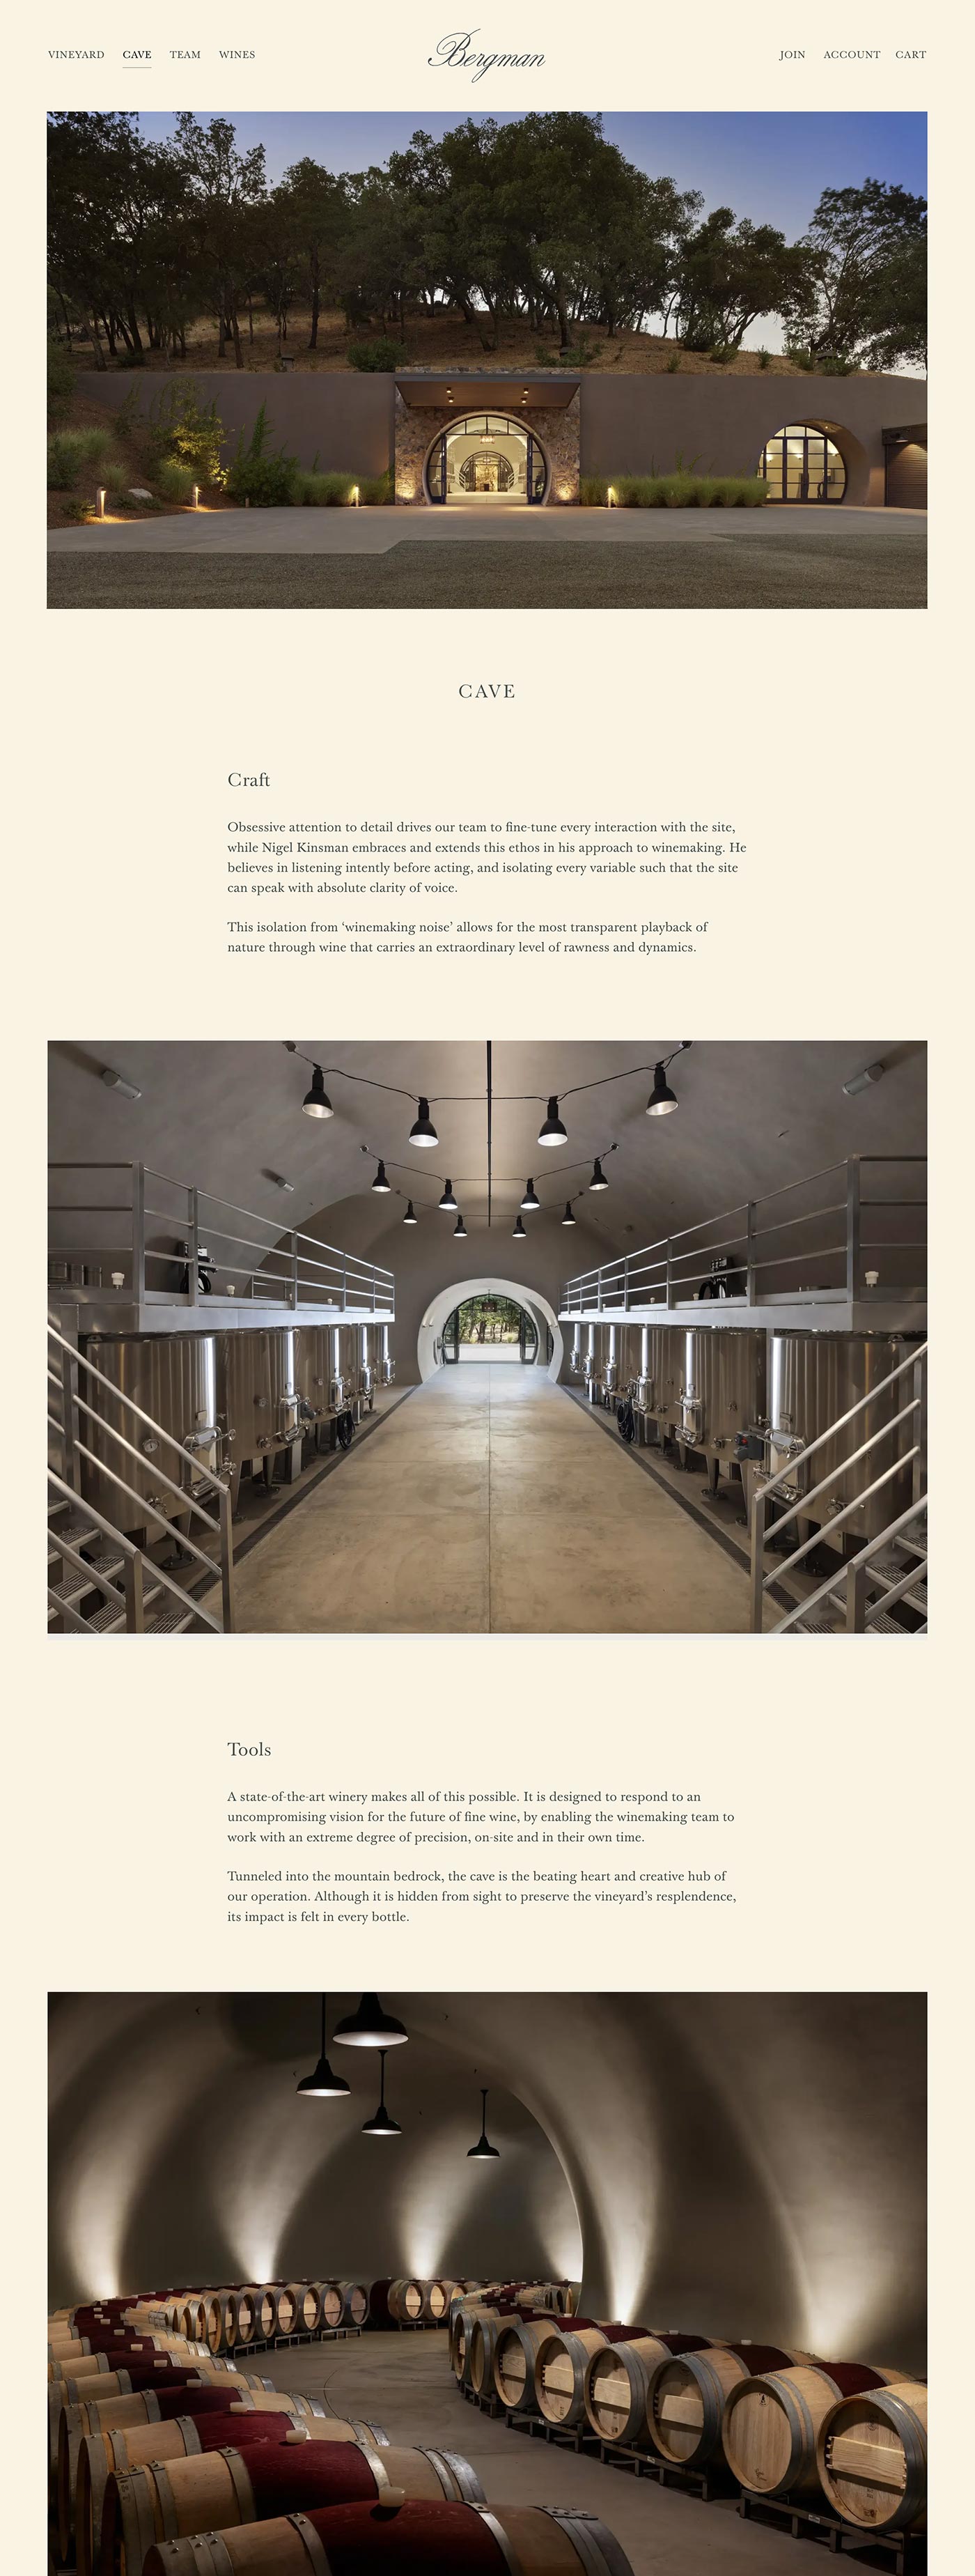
xmin=225 ymin=401 xmax=298 ymax=506
xmin=602 ymin=471 xmax=768 ymax=509
xmin=47 ymin=428 xmax=125 ymax=488
xmin=156 ymin=457 xmax=196 ymax=502
xmin=147 ymin=380 xmax=226 ymax=484
xmin=292 ymin=470 xmax=356 ymax=505
xmin=819 ymin=352 xmax=858 ymax=376
xmin=790 ymin=348 xmax=815 ymax=372
xmin=665 ymin=353 xmax=680 ymax=373
xmin=59 ymin=495 xmax=95 ymax=523
xmin=579 ymin=475 xmax=606 ymax=506
xmin=359 ymin=469 xmax=393 ymax=506
xmin=758 ymin=346 xmax=771 ymax=371
xmin=47 ymin=338 xmax=75 ymax=421
xmin=347 ymin=338 xmax=406 ymax=373
xmin=708 ymin=342 xmax=737 ymax=367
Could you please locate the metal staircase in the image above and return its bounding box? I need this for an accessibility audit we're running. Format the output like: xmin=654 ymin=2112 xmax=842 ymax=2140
xmin=749 ymin=1342 xmax=927 ymax=1635
xmin=48 ymin=1319 xmax=235 ymax=1634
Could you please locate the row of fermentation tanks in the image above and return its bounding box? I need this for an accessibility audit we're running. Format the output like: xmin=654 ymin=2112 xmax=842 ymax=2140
xmin=569 ymin=1320 xmax=924 ymax=1552
xmin=75 ymin=1322 xmax=394 ymax=1522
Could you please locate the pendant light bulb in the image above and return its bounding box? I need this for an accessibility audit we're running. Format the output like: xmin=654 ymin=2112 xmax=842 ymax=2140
xmin=467 ymin=2087 xmax=500 ymax=2160
xmin=561 ymin=1201 xmax=577 ymax=1226
xmin=538 ymin=1096 xmax=568 ymax=1147
xmin=453 ymin=1213 xmax=467 ymax=1239
xmin=589 ymin=1158 xmax=609 ymax=1191
xmin=409 ymin=1097 xmax=439 ymax=1148
xmin=333 ymin=1992 xmax=408 ymax=2048
xmin=361 ymin=2049 xmax=402 ymax=2137
xmin=403 ymin=1200 xmax=418 ymax=1225
xmin=296 ymin=1996 xmax=350 ymax=2098
xmin=439 ymin=1180 xmax=458 ymax=1211
xmin=520 ymin=1179 xmax=540 ymax=1210
xmin=646 ymin=1062 xmax=678 ymax=1116
xmin=302 ymin=1066 xmax=334 ymax=1120
xmin=512 ymin=1213 xmax=526 ymax=1239
xmin=371 ymin=1159 xmax=391 ymax=1192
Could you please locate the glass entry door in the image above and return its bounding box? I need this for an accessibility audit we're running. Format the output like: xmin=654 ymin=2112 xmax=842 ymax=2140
xmin=441 ymin=1308 xmax=459 ymax=1362
xmin=760 ymin=425 xmax=846 ymax=503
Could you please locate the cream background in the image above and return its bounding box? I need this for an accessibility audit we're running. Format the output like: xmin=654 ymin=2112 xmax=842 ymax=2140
xmin=5 ymin=6 xmax=970 ymax=2560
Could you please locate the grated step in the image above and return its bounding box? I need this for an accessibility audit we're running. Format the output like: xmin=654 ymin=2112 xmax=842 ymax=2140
xmin=146 ymin=1603 xmax=200 ymax=1634
xmin=786 ymin=1605 xmax=912 ymax=1637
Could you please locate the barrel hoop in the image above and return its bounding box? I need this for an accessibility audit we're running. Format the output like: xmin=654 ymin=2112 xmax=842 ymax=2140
xmin=217 ymin=2448 xmax=256 ymax=2521
xmin=287 ymin=2511 xmax=332 ymax=2573
xmin=767 ymin=2374 xmax=818 ymax=2488
xmin=544 ymin=2508 xmax=634 ymax=2576
xmin=868 ymin=2392 xmax=927 ymax=2520
xmin=364 ymin=2448 xmax=391 ymax=2496
xmin=428 ymin=2448 xmax=483 ymax=2504
xmin=476 ymin=2508 xmax=522 ymax=2575
xmin=174 ymin=2417 xmax=203 ymax=2454
xmin=187 ymin=2538 xmax=236 ymax=2573
xmin=151 ymin=2462 xmax=182 ymax=2542
xmin=359 ymin=2420 xmax=389 ymax=2447
xmin=303 ymin=2397 xmax=327 ymax=2418
xmin=417 ymin=2448 xmax=453 ymax=2501
xmin=121 ymin=2467 xmax=171 ymax=2558
xmin=144 ymin=2393 xmax=162 ymax=2423
xmin=113 ymin=2432 xmax=132 ymax=2469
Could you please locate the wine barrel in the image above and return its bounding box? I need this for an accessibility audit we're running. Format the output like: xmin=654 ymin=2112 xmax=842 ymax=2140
xmin=203 ymin=2290 xmax=242 ymax=2352
xmin=534 ymin=2326 xmax=627 ymax=2428
xmin=142 ymin=2498 xmax=637 ymax=2576
xmin=49 ymin=2359 xmax=246 ymax=2455
xmin=467 ymin=2306 xmax=529 ymax=2397
xmin=101 ymin=2444 xmax=485 ymax=2576
xmin=494 ymin=2315 xmax=566 ymax=2414
xmin=49 ymin=2331 xmax=207 ymax=2377
xmin=644 ymin=2345 xmax=811 ymax=2468
xmin=723 ymin=2362 xmax=904 ymax=2501
xmin=421 ymin=2278 xmax=460 ymax=2324
xmin=48 ymin=2338 xmax=212 ymax=2386
xmin=816 ymin=2379 xmax=928 ymax=2533
xmin=584 ymin=2333 xmax=715 ymax=2446
xmin=65 ymin=2403 xmax=385 ymax=2568
xmin=57 ymin=2385 xmax=348 ymax=2552
xmin=320 ymin=2281 xmax=369 ymax=2330
xmin=387 ymin=2279 xmax=424 ymax=2324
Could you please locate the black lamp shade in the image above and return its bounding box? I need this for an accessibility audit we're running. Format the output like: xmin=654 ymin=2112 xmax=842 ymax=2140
xmin=302 ymin=1068 xmax=334 ymax=1119
xmin=647 ymin=1063 xmax=678 ymax=1116
xmin=296 ymin=2056 xmax=350 ymax=2099
xmin=589 ymin=1159 xmax=609 ymax=1190
xmin=361 ymin=2049 xmax=402 ymax=2136
xmin=561 ymin=1203 xmax=577 ymax=1226
xmin=538 ymin=1097 xmax=568 ymax=1146
xmin=410 ymin=1098 xmax=439 ymax=1147
xmin=521 ymin=1180 xmax=540 ymax=1210
xmin=372 ymin=1160 xmax=392 ymax=1191
xmin=333 ymin=1993 xmax=408 ymax=2048
xmin=439 ymin=1181 xmax=458 ymax=1210
xmin=403 ymin=1201 xmax=418 ymax=1224
xmin=512 ymin=1214 xmax=526 ymax=1238
xmin=467 ymin=2088 xmax=500 ymax=2159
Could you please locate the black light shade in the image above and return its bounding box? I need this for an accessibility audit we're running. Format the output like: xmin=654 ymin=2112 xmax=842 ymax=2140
xmin=296 ymin=1996 xmax=350 ymax=2099
xmin=409 ymin=1097 xmax=439 ymax=1147
xmin=538 ymin=1096 xmax=568 ymax=1147
xmin=512 ymin=1213 xmax=526 ymax=1239
xmin=372 ymin=1159 xmax=392 ymax=1192
xmin=439 ymin=1180 xmax=458 ymax=1210
xmin=453 ymin=1213 xmax=467 ymax=1239
xmin=646 ymin=1062 xmax=678 ymax=1116
xmin=521 ymin=1180 xmax=540 ymax=1210
xmin=467 ymin=2088 xmax=500 ymax=2160
xmin=361 ymin=2051 xmax=402 ymax=2137
xmin=561 ymin=1202 xmax=577 ymax=1226
xmin=589 ymin=1158 xmax=609 ymax=1190
xmin=403 ymin=1200 xmax=418 ymax=1225
xmin=333 ymin=1992 xmax=408 ymax=2049
xmin=302 ymin=1067 xmax=334 ymax=1120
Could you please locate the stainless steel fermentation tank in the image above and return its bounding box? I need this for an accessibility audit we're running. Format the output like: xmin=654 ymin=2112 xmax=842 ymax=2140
xmin=215 ymin=1328 xmax=302 ymax=1506
xmin=760 ymin=1330 xmax=921 ymax=1550
xmin=79 ymin=1332 xmax=221 ymax=1536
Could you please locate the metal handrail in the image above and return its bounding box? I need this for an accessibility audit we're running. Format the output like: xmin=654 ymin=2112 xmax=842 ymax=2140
xmin=561 ymin=1155 xmax=927 ymax=1312
xmin=48 ymin=1159 xmax=396 ymax=1314
xmin=49 ymin=1322 xmax=225 ymax=1506
xmin=758 ymin=1343 xmax=927 ymax=1505
xmin=49 ymin=1329 xmax=235 ymax=1631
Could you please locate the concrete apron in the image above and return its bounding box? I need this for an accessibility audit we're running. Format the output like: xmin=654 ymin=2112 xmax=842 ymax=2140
xmin=219 ymin=1364 xmax=750 ymax=1634
xmin=46 ymin=504 xmax=926 ymax=555
xmin=263 ymin=2333 xmax=811 ymax=2576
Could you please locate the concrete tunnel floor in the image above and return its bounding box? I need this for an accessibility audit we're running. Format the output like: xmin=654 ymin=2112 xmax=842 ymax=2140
xmin=257 ymin=2331 xmax=816 ymax=2576
xmin=214 ymin=1366 xmax=750 ymax=1633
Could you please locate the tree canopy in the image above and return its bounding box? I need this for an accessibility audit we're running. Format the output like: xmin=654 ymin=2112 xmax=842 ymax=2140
xmin=47 ymin=111 xmax=926 ymax=371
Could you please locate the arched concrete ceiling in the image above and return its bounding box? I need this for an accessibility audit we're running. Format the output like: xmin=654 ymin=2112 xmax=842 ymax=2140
xmin=49 ymin=1991 xmax=925 ymax=2370
xmin=49 ymin=1040 xmax=926 ymax=1261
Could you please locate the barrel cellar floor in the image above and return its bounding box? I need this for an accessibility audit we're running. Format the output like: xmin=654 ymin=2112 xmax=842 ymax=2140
xmin=257 ymin=2331 xmax=822 ymax=2575
xmin=208 ymin=1364 xmax=751 ymax=1633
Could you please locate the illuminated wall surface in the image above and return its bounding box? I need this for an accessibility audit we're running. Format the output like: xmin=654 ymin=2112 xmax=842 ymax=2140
xmin=49 ymin=1991 xmax=926 ymax=2370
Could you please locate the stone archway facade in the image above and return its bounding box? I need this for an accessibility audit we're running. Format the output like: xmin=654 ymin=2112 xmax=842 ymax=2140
xmin=418 ymin=1276 xmax=564 ymax=1380
xmin=394 ymin=388 xmax=580 ymax=506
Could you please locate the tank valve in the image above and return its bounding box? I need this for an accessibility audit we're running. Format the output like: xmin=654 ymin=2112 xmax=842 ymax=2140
xmin=141 ymin=1437 xmax=159 ymax=1455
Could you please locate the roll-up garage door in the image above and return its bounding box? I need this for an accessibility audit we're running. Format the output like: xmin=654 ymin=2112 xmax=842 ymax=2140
xmin=885 ymin=440 xmax=927 ymax=507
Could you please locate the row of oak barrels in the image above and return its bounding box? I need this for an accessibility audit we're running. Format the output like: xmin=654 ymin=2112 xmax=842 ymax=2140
xmin=448 ymin=2297 xmax=928 ymax=2536
xmin=49 ymin=2275 xmax=579 ymax=2358
xmin=45 ymin=2301 xmax=631 ymax=2576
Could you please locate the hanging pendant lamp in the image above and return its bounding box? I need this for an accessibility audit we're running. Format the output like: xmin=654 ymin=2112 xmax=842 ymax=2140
xmin=538 ymin=1096 xmax=568 ymax=1147
xmin=467 ymin=2087 xmax=500 ymax=2160
xmin=403 ymin=1201 xmax=418 ymax=1225
xmin=561 ymin=1201 xmax=577 ymax=1226
xmin=520 ymin=1180 xmax=540 ymax=1210
xmin=453 ymin=1213 xmax=467 ymax=1240
xmin=409 ymin=1098 xmax=439 ymax=1148
xmin=512 ymin=1213 xmax=526 ymax=1239
xmin=333 ymin=1992 xmax=408 ymax=2048
xmin=295 ymin=1995 xmax=350 ymax=2098
xmin=439 ymin=1180 xmax=458 ymax=1210
xmin=361 ymin=2050 xmax=402 ymax=2136
xmin=588 ymin=1158 xmax=609 ymax=1191
xmin=371 ymin=1160 xmax=392 ymax=1192
xmin=646 ymin=1063 xmax=678 ymax=1116
xmin=302 ymin=1067 xmax=334 ymax=1120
